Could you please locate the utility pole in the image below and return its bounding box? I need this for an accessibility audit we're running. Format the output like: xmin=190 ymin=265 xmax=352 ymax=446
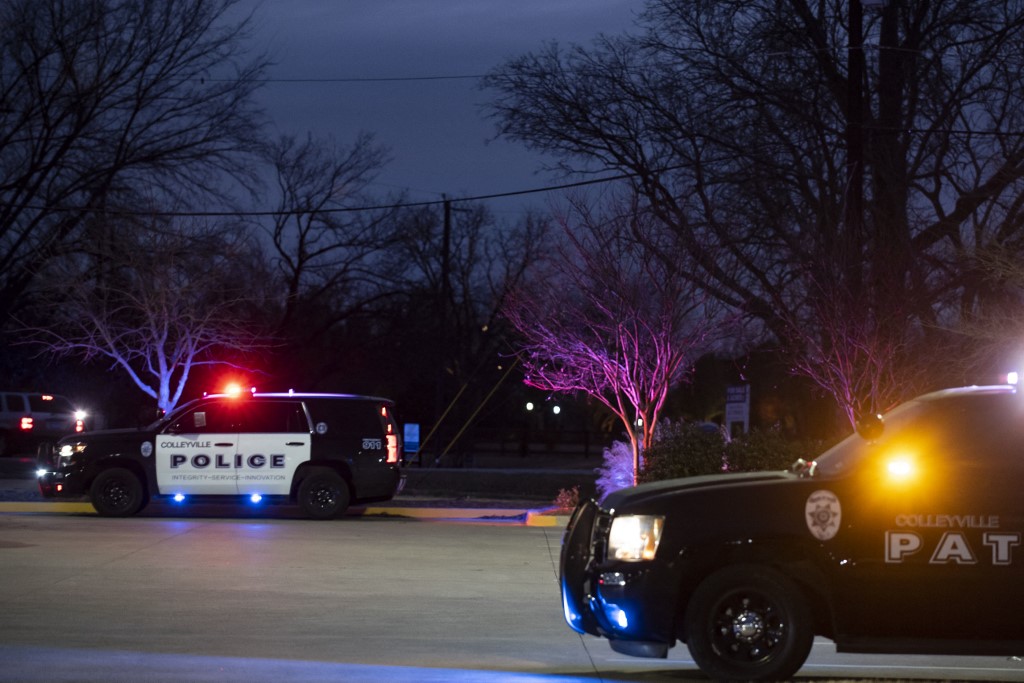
xmin=432 ymin=195 xmax=469 ymax=465
xmin=441 ymin=196 xmax=453 ymax=330
xmin=844 ymin=0 xmax=866 ymax=300
xmin=431 ymin=196 xmax=453 ymax=465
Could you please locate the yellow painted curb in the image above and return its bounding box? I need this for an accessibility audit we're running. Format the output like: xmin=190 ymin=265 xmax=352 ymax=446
xmin=0 ymin=501 xmax=570 ymax=525
xmin=525 ymin=511 xmax=571 ymax=527
xmin=0 ymin=502 xmax=94 ymax=513
xmin=356 ymin=506 xmax=529 ymax=520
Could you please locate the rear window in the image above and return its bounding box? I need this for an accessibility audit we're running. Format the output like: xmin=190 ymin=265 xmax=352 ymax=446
xmin=28 ymin=395 xmax=74 ymax=413
xmin=306 ymin=399 xmax=384 ymax=437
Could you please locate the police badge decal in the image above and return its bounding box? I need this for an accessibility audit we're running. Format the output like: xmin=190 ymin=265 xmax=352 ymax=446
xmin=805 ymin=490 xmax=841 ymax=541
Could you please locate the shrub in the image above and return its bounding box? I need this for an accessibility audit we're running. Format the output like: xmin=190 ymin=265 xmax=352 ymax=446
xmin=552 ymin=486 xmax=580 ymax=511
xmin=725 ymin=429 xmax=822 ymax=472
xmin=639 ymin=422 xmax=825 ymax=484
xmin=640 ymin=421 xmax=727 ymax=483
xmin=595 ymin=440 xmax=635 ymax=502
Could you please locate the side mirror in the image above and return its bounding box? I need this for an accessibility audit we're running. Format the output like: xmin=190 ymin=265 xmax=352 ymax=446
xmin=856 ymin=412 xmax=885 ymax=440
xmin=36 ymin=441 xmax=56 ymax=467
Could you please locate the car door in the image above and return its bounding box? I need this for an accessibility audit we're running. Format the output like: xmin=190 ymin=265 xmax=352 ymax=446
xmin=234 ymin=400 xmax=311 ymax=497
xmin=155 ymin=399 xmax=244 ymax=495
xmin=831 ymin=394 xmax=1024 ymax=641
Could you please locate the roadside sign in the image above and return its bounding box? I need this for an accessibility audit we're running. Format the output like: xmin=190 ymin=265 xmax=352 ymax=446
xmin=404 ymin=423 xmax=420 ymax=453
xmin=725 ymin=384 xmax=750 ymax=435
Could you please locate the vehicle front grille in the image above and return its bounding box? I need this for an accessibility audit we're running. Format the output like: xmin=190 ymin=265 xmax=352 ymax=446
xmin=591 ymin=509 xmax=612 ymax=563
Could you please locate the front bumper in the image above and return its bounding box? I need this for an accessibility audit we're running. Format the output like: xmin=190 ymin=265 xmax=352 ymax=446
xmin=559 ymin=500 xmax=675 ymax=657
xmin=37 ymin=469 xmax=87 ymax=499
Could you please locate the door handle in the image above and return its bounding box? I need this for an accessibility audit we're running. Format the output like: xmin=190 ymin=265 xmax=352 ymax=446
xmin=285 ymin=441 xmax=306 ymax=446
xmin=214 ymin=442 xmax=234 ymax=447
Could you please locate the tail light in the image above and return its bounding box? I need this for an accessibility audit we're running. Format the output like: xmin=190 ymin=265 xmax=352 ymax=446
xmin=381 ymin=405 xmax=401 ymax=464
xmin=20 ymin=416 xmax=33 ymax=431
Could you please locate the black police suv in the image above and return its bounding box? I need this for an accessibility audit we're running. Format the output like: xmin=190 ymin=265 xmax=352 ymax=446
xmin=560 ymin=385 xmax=1024 ymax=680
xmin=38 ymin=392 xmax=403 ymax=519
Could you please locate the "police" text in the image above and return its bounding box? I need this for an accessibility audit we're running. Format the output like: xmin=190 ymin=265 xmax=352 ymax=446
xmin=169 ymin=453 xmax=286 ymax=469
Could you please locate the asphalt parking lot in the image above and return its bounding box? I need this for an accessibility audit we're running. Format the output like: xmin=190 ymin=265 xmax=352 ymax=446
xmin=3 ymin=457 xmax=1024 ymax=682
xmin=0 ymin=511 xmax=593 ymax=682
xmin=4 ymin=509 xmax=1024 ymax=683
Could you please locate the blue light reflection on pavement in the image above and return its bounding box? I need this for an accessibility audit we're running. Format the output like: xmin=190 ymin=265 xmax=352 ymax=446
xmin=0 ymin=645 xmax=639 ymax=683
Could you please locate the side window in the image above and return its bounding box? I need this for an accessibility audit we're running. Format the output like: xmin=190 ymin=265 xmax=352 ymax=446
xmin=883 ymin=396 xmax=1024 ymax=492
xmin=5 ymin=394 xmax=26 ymax=412
xmin=167 ymin=401 xmax=243 ymax=433
xmin=942 ymin=400 xmax=1024 ymax=475
xmin=241 ymin=401 xmax=309 ymax=434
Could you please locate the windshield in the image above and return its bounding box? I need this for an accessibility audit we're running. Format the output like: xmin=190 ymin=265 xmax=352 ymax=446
xmin=146 ymin=399 xmax=201 ymax=431
xmin=811 ymin=398 xmax=928 ymax=477
xmin=28 ymin=394 xmax=74 ymax=413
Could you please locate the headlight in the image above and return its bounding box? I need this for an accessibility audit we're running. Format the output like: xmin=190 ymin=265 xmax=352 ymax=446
xmin=608 ymin=514 xmax=664 ymax=561
xmin=57 ymin=442 xmax=87 ymax=467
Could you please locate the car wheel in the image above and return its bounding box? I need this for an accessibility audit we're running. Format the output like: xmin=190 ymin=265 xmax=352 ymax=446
xmin=684 ymin=564 xmax=813 ymax=681
xmin=90 ymin=468 xmax=146 ymax=517
xmin=298 ymin=468 xmax=350 ymax=520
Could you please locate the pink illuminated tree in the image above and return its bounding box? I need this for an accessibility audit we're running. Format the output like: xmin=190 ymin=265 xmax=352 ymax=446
xmin=504 ymin=199 xmax=724 ymax=484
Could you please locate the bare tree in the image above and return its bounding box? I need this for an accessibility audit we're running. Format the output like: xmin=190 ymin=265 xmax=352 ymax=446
xmin=385 ymin=201 xmax=550 ymax=457
xmin=261 ymin=133 xmax=397 ymax=345
xmin=485 ymin=0 xmax=1024 ymax=425
xmin=22 ymin=215 xmax=270 ymax=414
xmin=945 ymin=247 xmax=1024 ymax=381
xmin=504 ymin=200 xmax=723 ymax=483
xmin=0 ymin=0 xmax=267 ymax=324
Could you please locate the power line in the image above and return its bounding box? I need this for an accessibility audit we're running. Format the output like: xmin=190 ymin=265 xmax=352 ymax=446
xmin=237 ymin=74 xmax=487 ymax=83
xmin=10 ymin=171 xmax=636 ymax=219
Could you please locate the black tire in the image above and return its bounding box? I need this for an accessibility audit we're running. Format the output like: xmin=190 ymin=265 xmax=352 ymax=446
xmin=298 ymin=468 xmax=350 ymax=520
xmin=684 ymin=564 xmax=814 ymax=681
xmin=90 ymin=468 xmax=146 ymax=517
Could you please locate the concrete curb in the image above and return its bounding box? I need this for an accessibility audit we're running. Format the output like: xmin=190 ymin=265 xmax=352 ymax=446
xmin=0 ymin=501 xmax=571 ymax=527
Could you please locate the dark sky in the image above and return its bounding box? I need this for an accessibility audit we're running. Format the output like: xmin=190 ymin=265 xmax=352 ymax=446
xmin=237 ymin=0 xmax=645 ymax=214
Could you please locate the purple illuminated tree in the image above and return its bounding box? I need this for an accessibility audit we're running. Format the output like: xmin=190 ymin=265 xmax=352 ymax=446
xmin=504 ymin=199 xmax=724 ymax=484
xmin=23 ymin=214 xmax=269 ymax=414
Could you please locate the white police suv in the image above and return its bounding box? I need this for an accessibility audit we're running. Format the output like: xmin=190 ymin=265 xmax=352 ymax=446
xmin=37 ymin=391 xmax=403 ymax=519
